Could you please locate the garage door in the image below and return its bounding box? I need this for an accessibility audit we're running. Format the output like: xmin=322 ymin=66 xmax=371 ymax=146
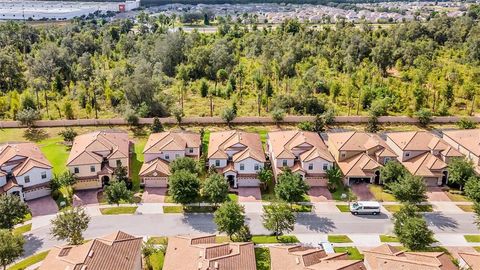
xmin=144 ymin=177 xmax=168 ymax=187
xmin=348 ymin=177 xmax=372 ymax=185
xmin=305 ymin=177 xmax=328 ymax=187
xmin=424 ymin=177 xmax=440 ymax=187
xmin=237 ymin=178 xmax=260 ymax=187
xmin=24 ymin=187 xmax=51 ymax=201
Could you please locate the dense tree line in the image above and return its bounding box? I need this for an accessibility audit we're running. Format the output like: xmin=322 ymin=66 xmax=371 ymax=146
xmin=1 ymin=8 xmax=480 ymax=121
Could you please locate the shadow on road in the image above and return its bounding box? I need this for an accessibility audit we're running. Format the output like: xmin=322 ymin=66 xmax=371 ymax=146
xmin=354 ymin=213 xmax=390 ymax=220
xmin=425 ymin=212 xmax=459 ymax=231
xmin=181 ymin=213 xmax=216 ymax=233
xmin=296 ymin=213 xmax=336 ymax=233
xmin=22 ymin=234 xmax=44 ymax=257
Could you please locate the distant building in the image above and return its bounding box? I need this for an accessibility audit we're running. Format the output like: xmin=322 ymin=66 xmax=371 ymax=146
xmin=0 ymin=142 xmax=52 ymax=201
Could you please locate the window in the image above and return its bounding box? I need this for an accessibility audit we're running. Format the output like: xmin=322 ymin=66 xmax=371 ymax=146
xmin=41 ymin=172 xmax=47 ymax=179
xmin=323 ymin=164 xmax=328 ymax=171
xmin=25 ymin=176 xmax=30 ymax=183
xmin=74 ymin=167 xmax=79 ymax=174
xmin=240 ymin=164 xmax=245 ymax=171
xmin=165 ymin=154 xmax=170 ymax=160
xmin=341 ymin=152 xmax=346 ymax=158
xmin=116 ymin=160 xmax=122 ymax=167
xmin=90 ymin=166 xmax=96 ymax=173
xmin=282 ymin=160 xmax=288 ymax=167
xmin=254 ymin=164 xmax=259 ymax=171
xmin=189 ymin=148 xmax=194 ymax=153
xmin=215 ymin=160 xmax=220 ymax=167
xmin=175 ymin=154 xmax=180 ymax=158
xmin=308 ymin=163 xmax=313 ymax=170
xmin=405 ymin=152 xmax=410 ymax=157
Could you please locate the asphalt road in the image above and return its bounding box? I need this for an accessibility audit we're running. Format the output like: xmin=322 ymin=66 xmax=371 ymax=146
xmin=21 ymin=211 xmax=478 ymax=259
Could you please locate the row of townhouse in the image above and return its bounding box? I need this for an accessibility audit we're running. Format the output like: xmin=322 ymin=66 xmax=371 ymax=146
xmin=38 ymin=230 xmax=463 ymax=270
xmin=3 ymin=128 xmax=480 ymax=201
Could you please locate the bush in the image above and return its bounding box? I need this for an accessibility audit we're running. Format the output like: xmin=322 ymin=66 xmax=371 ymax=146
xmin=415 ymin=108 xmax=432 ymax=127
xmin=457 ymin=118 xmax=477 ymax=129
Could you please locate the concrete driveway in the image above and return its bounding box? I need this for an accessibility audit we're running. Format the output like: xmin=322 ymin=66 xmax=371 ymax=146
xmin=308 ymin=187 xmax=332 ymax=202
xmin=351 ymin=183 xmax=374 ymax=200
xmin=142 ymin=188 xmax=167 ymax=203
xmin=27 ymin=196 xmax=58 ymax=217
xmin=236 ymin=187 xmax=261 ymax=202
xmin=73 ymin=189 xmax=100 ymax=206
xmin=426 ymin=187 xmax=451 ymax=202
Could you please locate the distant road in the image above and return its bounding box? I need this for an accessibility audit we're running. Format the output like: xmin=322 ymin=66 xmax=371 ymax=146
xmin=0 ymin=115 xmax=478 ymax=129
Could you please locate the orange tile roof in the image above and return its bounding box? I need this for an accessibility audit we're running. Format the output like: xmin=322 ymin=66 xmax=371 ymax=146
xmin=269 ymin=245 xmax=365 ymax=270
xmin=39 ymin=231 xmax=142 ymax=270
xmin=139 ymin=158 xmax=170 ymax=177
xmin=268 ymin=131 xmax=334 ymax=163
xmin=337 ymin=153 xmax=382 ymax=177
xmin=328 ymin=132 xmax=396 ymax=156
xmin=143 ymin=131 xmax=201 ymax=154
xmin=458 ymin=252 xmax=480 ymax=270
xmin=0 ymin=142 xmax=52 ymax=177
xmin=163 ymin=234 xmax=256 ymax=270
xmin=443 ymin=129 xmax=480 ymax=156
xmin=401 ymin=152 xmax=447 ymax=177
xmin=387 ymin=131 xmax=462 ymax=158
xmin=364 ymin=244 xmax=457 ymax=270
xmin=208 ymin=131 xmax=265 ymax=162
xmin=67 ymin=130 xmax=130 ymax=166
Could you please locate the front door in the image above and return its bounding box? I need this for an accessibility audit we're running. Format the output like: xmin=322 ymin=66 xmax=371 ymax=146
xmin=227 ymin=175 xmax=235 ymax=188
xmin=101 ymin=175 xmax=110 ymax=187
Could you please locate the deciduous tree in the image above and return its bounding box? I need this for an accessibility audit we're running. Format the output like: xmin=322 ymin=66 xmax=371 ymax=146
xmin=50 ymin=207 xmax=90 ymax=245
xmin=389 ymin=174 xmax=427 ymax=204
xmin=0 ymin=195 xmax=29 ymax=230
xmin=275 ymin=169 xmax=309 ymax=203
xmin=0 ymin=229 xmax=25 ymax=270
xmin=214 ymin=201 xmax=245 ymax=240
xmin=262 ymin=202 xmax=296 ymax=239
xmin=168 ymin=170 xmax=200 ymax=205
xmin=202 ymin=173 xmax=229 ymax=205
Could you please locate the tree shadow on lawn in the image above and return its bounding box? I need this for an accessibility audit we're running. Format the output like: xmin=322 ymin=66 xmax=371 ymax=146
xmin=424 ymin=212 xmax=459 ymax=231
xmin=22 ymin=234 xmax=45 ymax=258
xmin=296 ymin=213 xmax=336 ymax=233
xmin=24 ymin=128 xmax=48 ymax=142
xmin=181 ymin=213 xmax=217 ymax=234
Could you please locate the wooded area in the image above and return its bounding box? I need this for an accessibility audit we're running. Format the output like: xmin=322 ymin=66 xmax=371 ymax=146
xmin=1 ymin=7 xmax=480 ymax=122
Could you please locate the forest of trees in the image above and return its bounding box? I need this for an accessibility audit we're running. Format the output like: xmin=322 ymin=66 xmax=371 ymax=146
xmin=1 ymin=8 xmax=480 ymax=121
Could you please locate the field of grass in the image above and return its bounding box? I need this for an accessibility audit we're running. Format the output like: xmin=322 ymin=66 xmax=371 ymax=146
xmin=328 ymin=235 xmax=353 ymax=243
xmin=380 ymin=235 xmax=399 ymax=242
xmin=383 ymin=204 xmax=433 ymax=213
xmin=252 ymin=235 xmax=299 ymax=244
xmin=228 ymin=193 xmax=238 ymax=202
xmin=474 ymin=247 xmax=480 ymax=252
xmin=368 ymin=185 xmax=396 ymax=202
xmin=336 ymin=205 xmax=350 ymax=212
xmin=148 ymin=250 xmax=165 ymax=270
xmin=331 ymin=185 xmax=356 ymax=202
xmin=162 ymin=205 xmax=217 ymax=213
xmin=333 ymin=247 xmax=364 ymax=260
xmin=291 ymin=204 xmax=313 ymax=212
xmin=8 ymin=251 xmax=50 ymax=270
xmin=445 ymin=191 xmax=470 ymax=202
xmin=458 ymin=204 xmax=474 ymax=212
xmin=464 ymin=235 xmax=480 ymax=243
xmin=255 ymin=247 xmax=271 ymax=270
xmin=131 ymin=136 xmax=147 ymax=192
xmin=12 ymin=223 xmax=32 ymax=235
xmin=100 ymin=206 xmax=138 ymax=215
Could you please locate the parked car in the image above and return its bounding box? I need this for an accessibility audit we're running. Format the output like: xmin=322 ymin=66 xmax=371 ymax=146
xmin=349 ymin=201 xmax=381 ymax=215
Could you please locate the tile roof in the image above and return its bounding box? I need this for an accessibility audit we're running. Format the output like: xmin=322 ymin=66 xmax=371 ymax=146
xmin=143 ymin=131 xmax=201 ymax=154
xmin=269 ymin=245 xmax=365 ymax=270
xmin=268 ymin=131 xmax=334 ymax=163
xmin=139 ymin=158 xmax=170 ymax=177
xmin=0 ymin=142 xmax=52 ymax=177
xmin=401 ymin=152 xmax=447 ymax=177
xmin=442 ymin=129 xmax=480 ymax=156
xmin=387 ymin=131 xmax=462 ymax=157
xmin=328 ymin=132 xmax=395 ymax=155
xmin=208 ymin=131 xmax=266 ymax=162
xmin=1 ymin=179 xmax=19 ymax=194
xmin=39 ymin=231 xmax=142 ymax=270
xmin=163 ymin=234 xmax=256 ymax=270
xmin=458 ymin=252 xmax=480 ymax=270
xmin=336 ymin=153 xmax=382 ymax=177
xmin=363 ymin=244 xmax=457 ymax=270
xmin=67 ymin=130 xmax=130 ymax=166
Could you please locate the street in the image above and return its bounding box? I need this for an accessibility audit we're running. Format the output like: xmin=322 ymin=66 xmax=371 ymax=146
xmin=21 ymin=211 xmax=478 ymax=259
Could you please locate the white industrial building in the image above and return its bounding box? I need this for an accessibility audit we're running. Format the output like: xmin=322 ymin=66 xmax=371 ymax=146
xmin=0 ymin=0 xmax=140 ymax=20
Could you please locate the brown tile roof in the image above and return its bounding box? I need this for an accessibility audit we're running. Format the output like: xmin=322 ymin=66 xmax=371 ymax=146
xmin=269 ymin=245 xmax=365 ymax=270
xmin=143 ymin=131 xmax=201 ymax=154
xmin=208 ymin=131 xmax=265 ymax=162
xmin=364 ymin=244 xmax=457 ymax=270
xmin=337 ymin=153 xmax=382 ymax=177
xmin=268 ymin=131 xmax=334 ymax=163
xmin=0 ymin=143 xmax=52 ymax=177
xmin=163 ymin=234 xmax=257 ymax=270
xmin=139 ymin=158 xmax=170 ymax=177
xmin=401 ymin=152 xmax=447 ymax=177
xmin=443 ymin=129 xmax=480 ymax=156
xmin=387 ymin=131 xmax=462 ymax=158
xmin=67 ymin=130 xmax=130 ymax=166
xmin=1 ymin=179 xmax=19 ymax=194
xmin=328 ymin=132 xmax=395 ymax=156
xmin=458 ymin=252 xmax=480 ymax=270
xmin=39 ymin=231 xmax=143 ymax=270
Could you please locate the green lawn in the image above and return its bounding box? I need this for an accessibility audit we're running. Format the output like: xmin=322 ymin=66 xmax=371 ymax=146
xmin=252 ymin=235 xmax=299 ymax=244
xmin=336 ymin=205 xmax=350 ymax=212
xmin=147 ymin=251 xmax=165 ymax=270
xmin=328 ymin=235 xmax=353 ymax=243
xmin=162 ymin=206 xmax=217 ymax=213
xmin=464 ymin=235 xmax=480 ymax=243
xmin=8 ymin=250 xmax=50 ymax=270
xmin=379 ymin=235 xmax=399 ymax=242
xmin=149 ymin=236 xmax=168 ymax=245
xmin=458 ymin=204 xmax=474 ymax=212
xmin=255 ymin=248 xmax=271 ymax=270
xmin=12 ymin=223 xmax=32 ymax=235
xmin=333 ymin=247 xmax=364 ymax=260
xmin=331 ymin=185 xmax=356 ymax=202
xmin=228 ymin=193 xmax=239 ymax=202
xmin=474 ymin=247 xmax=480 ymax=252
xmin=368 ymin=185 xmax=396 ymax=202
xmin=131 ymin=137 xmax=147 ymax=192
xmin=291 ymin=204 xmax=313 ymax=212
xmin=445 ymin=191 xmax=470 ymax=202
xmin=100 ymin=206 xmax=138 ymax=215
xmin=384 ymin=204 xmax=433 ymax=213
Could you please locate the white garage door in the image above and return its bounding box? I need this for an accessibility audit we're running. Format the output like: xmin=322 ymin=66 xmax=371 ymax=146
xmin=305 ymin=177 xmax=328 ymax=187
xmin=237 ymin=178 xmax=260 ymax=187
xmin=144 ymin=177 xmax=168 ymax=187
xmin=424 ymin=177 xmax=440 ymax=187
xmin=24 ymin=187 xmax=51 ymax=201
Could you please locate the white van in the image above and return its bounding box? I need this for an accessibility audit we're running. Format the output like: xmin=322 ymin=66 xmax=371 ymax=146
xmin=349 ymin=201 xmax=381 ymax=215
